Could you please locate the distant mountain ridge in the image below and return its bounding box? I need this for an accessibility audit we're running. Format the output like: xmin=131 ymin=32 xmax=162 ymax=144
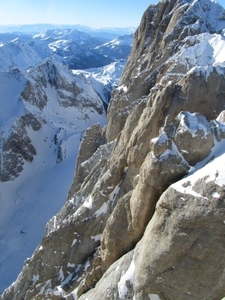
xmin=0 ymin=24 xmax=136 ymax=40
xmin=0 ymin=28 xmax=133 ymax=70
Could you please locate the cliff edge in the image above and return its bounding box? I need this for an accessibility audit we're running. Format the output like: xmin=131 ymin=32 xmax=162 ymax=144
xmin=2 ymin=0 xmax=225 ymax=299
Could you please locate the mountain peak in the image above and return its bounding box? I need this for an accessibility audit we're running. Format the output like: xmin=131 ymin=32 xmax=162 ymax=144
xmin=1 ymin=0 xmax=225 ymax=299
xmin=120 ymin=0 xmax=225 ymax=87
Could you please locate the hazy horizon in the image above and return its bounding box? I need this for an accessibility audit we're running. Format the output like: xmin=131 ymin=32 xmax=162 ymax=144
xmin=0 ymin=0 xmax=224 ymax=29
xmin=0 ymin=0 xmax=158 ymax=28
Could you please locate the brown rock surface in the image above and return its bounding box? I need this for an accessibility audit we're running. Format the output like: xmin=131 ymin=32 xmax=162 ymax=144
xmin=2 ymin=1 xmax=225 ymax=299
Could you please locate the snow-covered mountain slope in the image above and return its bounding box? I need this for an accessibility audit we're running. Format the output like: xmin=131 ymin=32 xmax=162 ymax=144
xmin=33 ymin=28 xmax=102 ymax=46
xmin=0 ymin=18 xmax=134 ymax=296
xmin=33 ymin=29 xmax=114 ymax=69
xmin=0 ymin=28 xmax=128 ymax=293
xmin=0 ymin=37 xmax=53 ymax=71
xmin=0 ymin=58 xmax=106 ymax=293
xmin=2 ymin=0 xmax=225 ymax=299
xmin=0 ymin=29 xmax=131 ymax=71
xmin=48 ymin=39 xmax=113 ymax=69
xmin=0 ymin=32 xmax=32 ymax=44
xmin=72 ymin=59 xmax=126 ymax=108
xmin=94 ymin=34 xmax=133 ymax=60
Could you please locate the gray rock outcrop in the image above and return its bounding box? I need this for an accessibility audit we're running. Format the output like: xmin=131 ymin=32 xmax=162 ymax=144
xmin=0 ymin=113 xmax=40 ymax=181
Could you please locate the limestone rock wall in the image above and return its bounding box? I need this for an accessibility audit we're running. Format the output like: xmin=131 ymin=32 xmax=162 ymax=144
xmin=2 ymin=0 xmax=225 ymax=299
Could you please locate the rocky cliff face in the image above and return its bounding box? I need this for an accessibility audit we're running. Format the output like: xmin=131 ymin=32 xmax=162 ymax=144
xmin=0 ymin=59 xmax=105 ymax=182
xmin=2 ymin=0 xmax=225 ymax=299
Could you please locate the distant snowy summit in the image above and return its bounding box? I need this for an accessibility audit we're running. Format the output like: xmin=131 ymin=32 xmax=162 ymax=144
xmin=0 ymin=28 xmax=133 ymax=70
xmin=0 ymin=23 xmax=136 ymax=39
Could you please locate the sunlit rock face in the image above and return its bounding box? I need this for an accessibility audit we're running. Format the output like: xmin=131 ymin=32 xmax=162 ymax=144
xmin=2 ymin=0 xmax=225 ymax=299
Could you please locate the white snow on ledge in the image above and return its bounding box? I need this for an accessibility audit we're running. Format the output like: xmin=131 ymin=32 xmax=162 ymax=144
xmin=148 ymin=294 xmax=161 ymax=300
xmin=117 ymin=258 xmax=135 ymax=299
xmin=172 ymin=138 xmax=225 ymax=196
xmin=168 ymin=32 xmax=225 ymax=79
xmin=83 ymin=195 xmax=93 ymax=209
xmin=117 ymin=84 xmax=128 ymax=92
xmin=91 ymin=234 xmax=102 ymax=242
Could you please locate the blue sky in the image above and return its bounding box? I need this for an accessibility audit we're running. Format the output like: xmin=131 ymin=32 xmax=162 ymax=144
xmin=0 ymin=0 xmax=157 ymax=27
xmin=0 ymin=0 xmax=224 ymax=28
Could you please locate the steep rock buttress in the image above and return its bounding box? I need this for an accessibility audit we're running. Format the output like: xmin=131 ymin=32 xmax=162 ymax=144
xmin=2 ymin=0 xmax=225 ymax=299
